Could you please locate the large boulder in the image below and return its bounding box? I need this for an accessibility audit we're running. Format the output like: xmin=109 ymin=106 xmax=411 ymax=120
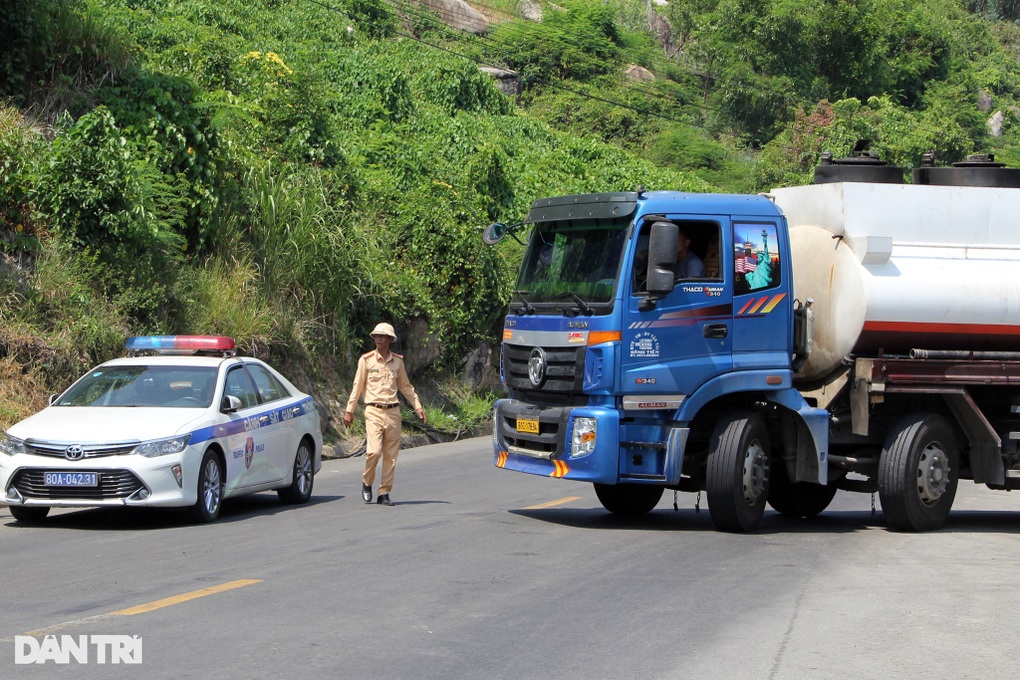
xmin=419 ymin=0 xmax=489 ymax=35
xmin=461 ymin=341 xmax=503 ymax=393
xmin=398 ymin=317 xmax=442 ymax=376
xmin=988 ymin=109 xmax=1005 ymax=138
xmin=479 ymin=66 xmax=521 ymax=97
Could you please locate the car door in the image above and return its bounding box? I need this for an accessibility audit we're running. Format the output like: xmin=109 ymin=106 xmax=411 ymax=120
xmin=244 ymin=361 xmax=296 ymax=483
xmin=222 ymin=365 xmax=271 ymax=489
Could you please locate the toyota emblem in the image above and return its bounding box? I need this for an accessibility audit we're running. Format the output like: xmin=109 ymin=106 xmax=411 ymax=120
xmin=64 ymin=444 xmax=86 ymax=461
xmin=528 ymin=347 xmax=547 ymax=387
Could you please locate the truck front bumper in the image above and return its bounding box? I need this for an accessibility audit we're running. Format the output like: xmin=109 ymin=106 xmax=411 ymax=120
xmin=492 ymin=398 xmax=620 ymax=484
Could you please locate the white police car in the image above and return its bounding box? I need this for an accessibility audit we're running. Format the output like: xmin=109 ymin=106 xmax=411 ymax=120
xmin=0 ymin=336 xmax=323 ymax=523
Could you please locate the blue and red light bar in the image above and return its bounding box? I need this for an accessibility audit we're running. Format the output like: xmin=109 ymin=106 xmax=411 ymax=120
xmin=125 ymin=336 xmax=236 ymax=352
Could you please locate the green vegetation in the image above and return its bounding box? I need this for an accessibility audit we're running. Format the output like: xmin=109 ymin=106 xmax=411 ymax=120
xmin=3 ymin=0 xmax=1020 ymax=440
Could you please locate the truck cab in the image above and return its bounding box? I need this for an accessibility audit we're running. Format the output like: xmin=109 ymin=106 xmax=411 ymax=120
xmin=489 ymin=191 xmax=817 ymax=529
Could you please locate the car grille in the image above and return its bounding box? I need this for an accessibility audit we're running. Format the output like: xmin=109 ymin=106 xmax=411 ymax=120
xmin=24 ymin=441 xmax=138 ymax=459
xmin=9 ymin=469 xmax=145 ymax=500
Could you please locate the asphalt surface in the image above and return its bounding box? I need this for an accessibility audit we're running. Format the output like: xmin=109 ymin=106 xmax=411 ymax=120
xmin=3 ymin=436 xmax=1020 ymax=679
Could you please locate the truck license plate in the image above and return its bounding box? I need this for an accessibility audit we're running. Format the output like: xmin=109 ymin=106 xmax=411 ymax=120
xmin=44 ymin=472 xmax=99 ymax=487
xmin=516 ymin=418 xmax=539 ymax=434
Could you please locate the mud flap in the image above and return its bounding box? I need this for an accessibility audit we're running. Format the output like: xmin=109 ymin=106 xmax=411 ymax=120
xmin=767 ymin=388 xmax=830 ymax=484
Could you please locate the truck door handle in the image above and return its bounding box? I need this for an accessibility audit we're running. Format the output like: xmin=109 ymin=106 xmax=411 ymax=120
xmin=703 ymin=324 xmax=728 ymax=339
xmin=259 ymin=416 xmax=270 ymax=425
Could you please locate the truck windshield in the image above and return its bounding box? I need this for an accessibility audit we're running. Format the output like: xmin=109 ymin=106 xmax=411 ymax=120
xmin=514 ymin=219 xmax=628 ymax=309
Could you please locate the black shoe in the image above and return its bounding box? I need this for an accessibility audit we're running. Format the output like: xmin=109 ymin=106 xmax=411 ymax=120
xmin=362 ymin=484 xmax=372 ymax=503
xmin=377 ymin=494 xmax=394 ymax=506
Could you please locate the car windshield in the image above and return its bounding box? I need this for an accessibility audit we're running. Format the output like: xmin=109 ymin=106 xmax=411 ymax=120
xmin=515 ymin=218 xmax=629 ymax=309
xmin=56 ymin=366 xmax=218 ymax=408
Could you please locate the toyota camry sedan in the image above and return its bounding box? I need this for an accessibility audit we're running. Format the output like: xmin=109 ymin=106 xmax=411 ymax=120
xmin=0 ymin=336 xmax=322 ymax=523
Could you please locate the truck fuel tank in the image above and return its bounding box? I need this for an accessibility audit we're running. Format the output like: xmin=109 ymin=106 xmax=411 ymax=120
xmin=771 ymin=182 xmax=1020 ymax=382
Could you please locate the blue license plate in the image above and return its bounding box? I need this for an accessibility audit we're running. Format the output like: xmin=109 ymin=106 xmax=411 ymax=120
xmin=44 ymin=472 xmax=98 ymax=487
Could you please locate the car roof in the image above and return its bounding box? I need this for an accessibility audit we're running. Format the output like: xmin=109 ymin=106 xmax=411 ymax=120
xmin=97 ymin=355 xmax=243 ymax=368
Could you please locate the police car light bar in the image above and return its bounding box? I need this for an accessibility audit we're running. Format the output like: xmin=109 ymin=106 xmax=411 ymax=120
xmin=125 ymin=336 xmax=237 ymax=353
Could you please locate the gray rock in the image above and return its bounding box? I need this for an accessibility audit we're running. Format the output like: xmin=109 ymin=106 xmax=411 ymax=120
xmin=399 ymin=317 xmax=442 ymax=376
xmin=461 ymin=341 xmax=503 ymax=393
xmin=479 ymin=66 xmax=521 ymax=97
xmin=519 ymin=0 xmax=542 ymax=21
xmin=988 ymin=109 xmax=1005 ymax=138
xmin=625 ymin=64 xmax=655 ymax=82
xmin=420 ymin=0 xmax=489 ymax=35
xmin=978 ymin=89 xmax=993 ymax=112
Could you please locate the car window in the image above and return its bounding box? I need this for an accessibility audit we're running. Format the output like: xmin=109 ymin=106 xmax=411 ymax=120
xmin=246 ymin=363 xmax=291 ymax=403
xmin=58 ymin=366 xmax=217 ymax=408
xmin=224 ymin=366 xmax=260 ymax=410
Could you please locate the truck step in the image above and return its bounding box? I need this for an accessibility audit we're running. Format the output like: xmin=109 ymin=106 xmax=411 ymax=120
xmin=620 ymin=473 xmax=667 ymax=481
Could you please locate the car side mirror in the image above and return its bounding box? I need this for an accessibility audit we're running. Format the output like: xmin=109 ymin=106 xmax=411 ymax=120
xmin=220 ymin=395 xmax=243 ymax=413
xmin=48 ymin=394 xmax=60 ymax=406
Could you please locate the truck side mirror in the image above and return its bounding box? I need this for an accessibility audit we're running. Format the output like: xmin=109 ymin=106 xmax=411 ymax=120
xmin=645 ymin=221 xmax=679 ymax=298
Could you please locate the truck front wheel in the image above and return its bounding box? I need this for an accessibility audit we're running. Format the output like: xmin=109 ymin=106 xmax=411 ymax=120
xmin=878 ymin=413 xmax=959 ymax=532
xmin=594 ymin=483 xmax=663 ymax=516
xmin=706 ymin=412 xmax=770 ymax=532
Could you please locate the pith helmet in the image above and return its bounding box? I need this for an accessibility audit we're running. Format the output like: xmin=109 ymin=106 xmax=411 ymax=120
xmin=370 ymin=322 xmax=397 ymax=340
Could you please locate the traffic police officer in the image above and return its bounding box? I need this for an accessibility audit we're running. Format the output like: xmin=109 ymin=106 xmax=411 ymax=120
xmin=343 ymin=322 xmax=427 ymax=506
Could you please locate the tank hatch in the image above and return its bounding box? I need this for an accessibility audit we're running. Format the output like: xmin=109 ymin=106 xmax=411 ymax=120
xmin=813 ymin=150 xmax=905 ymax=185
xmin=912 ymin=152 xmax=1020 ymax=188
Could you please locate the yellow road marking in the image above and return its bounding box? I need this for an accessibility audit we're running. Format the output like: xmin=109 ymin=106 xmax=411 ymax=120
xmin=16 ymin=579 xmax=263 ymax=638
xmin=523 ymin=496 xmax=582 ymax=510
xmin=110 ymin=579 xmax=263 ymax=616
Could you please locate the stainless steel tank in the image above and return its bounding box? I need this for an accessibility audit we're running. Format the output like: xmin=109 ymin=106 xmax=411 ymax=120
xmin=771 ymin=182 xmax=1020 ymax=381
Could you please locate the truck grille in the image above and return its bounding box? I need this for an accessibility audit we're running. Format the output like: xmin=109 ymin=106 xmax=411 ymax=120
xmin=503 ymin=343 xmax=586 ymax=405
xmin=9 ymin=469 xmax=145 ymax=500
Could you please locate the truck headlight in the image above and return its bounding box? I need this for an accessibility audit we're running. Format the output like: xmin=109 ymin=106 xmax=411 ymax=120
xmin=134 ymin=435 xmax=191 ymax=458
xmin=571 ymin=417 xmax=597 ymax=458
xmin=0 ymin=433 xmax=25 ymax=456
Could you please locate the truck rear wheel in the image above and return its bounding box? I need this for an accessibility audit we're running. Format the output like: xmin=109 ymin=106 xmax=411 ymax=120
xmin=594 ymin=483 xmax=663 ymax=516
xmin=767 ymin=462 xmax=837 ymax=518
xmin=878 ymin=413 xmax=959 ymax=532
xmin=706 ymin=412 xmax=770 ymax=532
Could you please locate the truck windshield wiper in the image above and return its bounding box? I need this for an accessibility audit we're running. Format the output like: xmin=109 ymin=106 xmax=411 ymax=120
xmin=552 ymin=290 xmax=594 ymax=316
xmin=513 ymin=290 xmax=536 ymax=315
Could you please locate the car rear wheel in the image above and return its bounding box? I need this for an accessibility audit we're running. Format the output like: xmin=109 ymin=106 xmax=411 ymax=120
xmin=278 ymin=440 xmax=314 ymax=504
xmin=9 ymin=505 xmax=50 ymax=522
xmin=188 ymin=450 xmax=224 ymax=523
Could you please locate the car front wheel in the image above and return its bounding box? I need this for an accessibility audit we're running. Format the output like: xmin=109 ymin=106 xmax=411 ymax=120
xmin=9 ymin=505 xmax=50 ymax=522
xmin=278 ymin=440 xmax=314 ymax=504
xmin=188 ymin=450 xmax=224 ymax=523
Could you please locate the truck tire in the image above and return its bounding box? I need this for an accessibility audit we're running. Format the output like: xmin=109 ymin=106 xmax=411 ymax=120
xmin=594 ymin=483 xmax=663 ymax=516
xmin=767 ymin=462 xmax=838 ymax=518
xmin=878 ymin=413 xmax=959 ymax=532
xmin=706 ymin=412 xmax=770 ymax=532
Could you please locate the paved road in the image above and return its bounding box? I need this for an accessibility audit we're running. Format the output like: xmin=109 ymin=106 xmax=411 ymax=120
xmin=3 ymin=437 xmax=1020 ymax=679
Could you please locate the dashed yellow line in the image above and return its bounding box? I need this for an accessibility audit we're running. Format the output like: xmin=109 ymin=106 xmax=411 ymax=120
xmin=523 ymin=496 xmax=582 ymax=510
xmin=110 ymin=579 xmax=263 ymax=616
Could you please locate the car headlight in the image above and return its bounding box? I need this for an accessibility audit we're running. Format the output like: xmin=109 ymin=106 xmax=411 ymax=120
xmin=0 ymin=433 xmax=25 ymax=456
xmin=134 ymin=435 xmax=191 ymax=458
xmin=570 ymin=417 xmax=597 ymax=458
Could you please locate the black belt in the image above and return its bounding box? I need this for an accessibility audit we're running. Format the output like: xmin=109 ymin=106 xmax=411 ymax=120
xmin=368 ymin=403 xmax=400 ymax=409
